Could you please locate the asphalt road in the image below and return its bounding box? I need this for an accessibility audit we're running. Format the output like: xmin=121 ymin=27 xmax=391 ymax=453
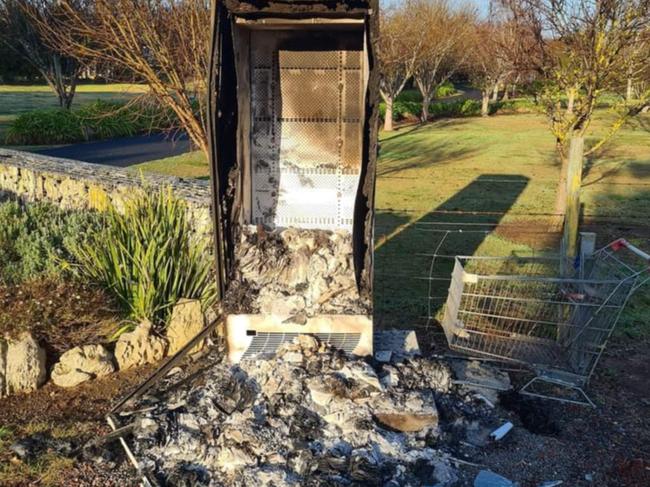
xmin=34 ymin=132 xmax=191 ymax=167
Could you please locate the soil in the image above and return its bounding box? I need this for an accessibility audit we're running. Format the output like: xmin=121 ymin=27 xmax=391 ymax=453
xmin=0 ymin=278 xmax=136 ymax=486
xmin=456 ymin=337 xmax=650 ymax=487
xmin=0 ymin=366 xmax=153 ymax=486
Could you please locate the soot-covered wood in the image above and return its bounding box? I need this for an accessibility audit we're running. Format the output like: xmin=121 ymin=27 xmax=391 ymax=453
xmin=209 ymin=0 xmax=379 ymax=309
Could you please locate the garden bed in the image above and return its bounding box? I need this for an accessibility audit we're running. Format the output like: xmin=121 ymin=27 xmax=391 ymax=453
xmin=0 ymin=279 xmax=119 ymax=361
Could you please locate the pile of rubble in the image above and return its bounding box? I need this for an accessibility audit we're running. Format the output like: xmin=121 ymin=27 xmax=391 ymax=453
xmin=125 ymin=335 xmax=511 ymax=486
xmin=226 ymin=227 xmax=370 ymax=318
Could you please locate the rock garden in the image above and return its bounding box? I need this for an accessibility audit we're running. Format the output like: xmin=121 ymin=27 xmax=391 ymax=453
xmin=0 ymin=189 xmax=217 ymax=485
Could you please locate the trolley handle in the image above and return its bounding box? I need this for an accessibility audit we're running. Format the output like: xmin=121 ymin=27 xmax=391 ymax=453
xmin=610 ymin=239 xmax=650 ymax=263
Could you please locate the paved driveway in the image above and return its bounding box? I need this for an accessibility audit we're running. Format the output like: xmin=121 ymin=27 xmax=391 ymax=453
xmin=34 ymin=133 xmax=191 ymax=167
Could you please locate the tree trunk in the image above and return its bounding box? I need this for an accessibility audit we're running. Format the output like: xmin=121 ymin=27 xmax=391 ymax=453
xmin=626 ymin=78 xmax=634 ymax=102
xmin=562 ymin=135 xmax=584 ymax=264
xmin=481 ymin=91 xmax=490 ymax=117
xmin=421 ymin=94 xmax=431 ymax=123
xmin=51 ymin=55 xmax=77 ymax=110
xmin=501 ymin=86 xmax=509 ymax=102
xmin=492 ymin=82 xmax=499 ymax=102
xmin=511 ymin=83 xmax=517 ymax=99
xmin=566 ymin=88 xmax=575 ymax=115
xmin=59 ymin=80 xmax=77 ymax=110
xmin=384 ymin=95 xmax=394 ymax=131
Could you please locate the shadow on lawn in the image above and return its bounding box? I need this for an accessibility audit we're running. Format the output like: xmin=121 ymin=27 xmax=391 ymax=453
xmin=374 ymin=174 xmax=529 ymax=331
xmin=378 ymin=120 xmax=476 ymax=178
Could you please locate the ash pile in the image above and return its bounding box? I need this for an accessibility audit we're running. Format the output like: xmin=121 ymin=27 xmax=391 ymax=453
xmin=126 ymin=335 xmax=513 ymax=486
xmin=225 ymin=227 xmax=370 ymax=317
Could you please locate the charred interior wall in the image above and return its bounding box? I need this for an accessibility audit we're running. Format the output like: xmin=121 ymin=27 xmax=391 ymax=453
xmin=209 ymin=0 xmax=379 ymax=317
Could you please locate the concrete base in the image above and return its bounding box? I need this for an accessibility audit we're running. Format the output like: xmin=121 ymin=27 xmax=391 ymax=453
xmin=226 ymin=314 xmax=373 ymax=363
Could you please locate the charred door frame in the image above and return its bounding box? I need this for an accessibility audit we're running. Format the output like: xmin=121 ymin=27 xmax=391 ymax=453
xmin=208 ymin=0 xmax=379 ymax=306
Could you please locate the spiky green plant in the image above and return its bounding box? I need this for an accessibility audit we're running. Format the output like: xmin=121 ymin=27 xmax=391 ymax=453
xmin=68 ymin=187 xmax=217 ymax=327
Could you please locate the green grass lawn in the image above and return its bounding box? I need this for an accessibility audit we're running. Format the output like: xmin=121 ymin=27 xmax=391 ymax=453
xmin=0 ymin=83 xmax=147 ymax=141
xmin=130 ymin=150 xmax=209 ymax=179
xmin=374 ymin=112 xmax=650 ymax=333
xmin=133 ymin=110 xmax=650 ymax=336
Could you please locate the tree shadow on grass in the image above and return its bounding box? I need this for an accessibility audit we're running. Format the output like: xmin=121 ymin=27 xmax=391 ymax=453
xmin=378 ymin=120 xmax=477 ymax=178
xmin=374 ymin=174 xmax=530 ymax=332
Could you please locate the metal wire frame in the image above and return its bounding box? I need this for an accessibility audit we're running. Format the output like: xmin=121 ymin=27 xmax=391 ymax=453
xmin=440 ymin=240 xmax=649 ymax=406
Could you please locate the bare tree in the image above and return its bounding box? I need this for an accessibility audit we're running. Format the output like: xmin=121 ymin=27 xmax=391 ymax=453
xmin=467 ymin=21 xmax=509 ymax=116
xmin=378 ymin=3 xmax=422 ymax=131
xmin=35 ymin=0 xmax=211 ymax=155
xmin=0 ymin=0 xmax=82 ymax=109
xmin=621 ymin=29 xmax=650 ymax=102
xmin=411 ymin=0 xmax=476 ymax=122
xmin=502 ymin=0 xmax=650 ymax=258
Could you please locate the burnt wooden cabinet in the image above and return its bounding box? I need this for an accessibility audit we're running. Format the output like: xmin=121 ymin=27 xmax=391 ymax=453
xmin=209 ymin=0 xmax=379 ymax=362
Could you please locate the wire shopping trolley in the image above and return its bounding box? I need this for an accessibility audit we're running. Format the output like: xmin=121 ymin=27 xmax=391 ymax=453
xmin=441 ymin=238 xmax=650 ymax=406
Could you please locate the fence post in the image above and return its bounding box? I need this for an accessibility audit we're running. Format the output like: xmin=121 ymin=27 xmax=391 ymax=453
xmin=562 ymin=135 xmax=584 ymax=271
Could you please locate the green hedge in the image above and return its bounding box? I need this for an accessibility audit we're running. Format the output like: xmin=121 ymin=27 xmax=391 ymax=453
xmin=4 ymin=100 xmax=176 ymax=145
xmin=379 ymin=97 xmax=540 ymax=122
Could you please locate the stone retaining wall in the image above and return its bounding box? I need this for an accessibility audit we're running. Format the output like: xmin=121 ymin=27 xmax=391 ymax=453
xmin=0 ymin=148 xmax=213 ymax=244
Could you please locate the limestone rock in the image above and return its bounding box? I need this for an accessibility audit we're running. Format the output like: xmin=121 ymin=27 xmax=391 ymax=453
xmin=372 ymin=390 xmax=438 ymax=433
xmin=115 ymin=320 xmax=167 ymax=370
xmin=51 ymin=344 xmax=115 ymax=388
xmin=281 ymin=352 xmax=304 ymax=364
xmin=5 ymin=332 xmax=47 ymax=395
xmin=307 ymin=377 xmax=336 ymax=407
xmin=167 ymin=299 xmax=205 ymax=355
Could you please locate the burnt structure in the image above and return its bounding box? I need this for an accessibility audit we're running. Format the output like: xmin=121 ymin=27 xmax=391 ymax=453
xmin=208 ymin=0 xmax=380 ymax=361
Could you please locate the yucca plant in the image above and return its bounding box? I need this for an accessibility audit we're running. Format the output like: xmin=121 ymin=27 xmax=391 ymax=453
xmin=68 ymin=187 xmax=218 ymax=328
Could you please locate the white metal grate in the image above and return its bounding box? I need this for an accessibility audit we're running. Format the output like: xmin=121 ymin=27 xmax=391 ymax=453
xmin=241 ymin=332 xmax=361 ymax=359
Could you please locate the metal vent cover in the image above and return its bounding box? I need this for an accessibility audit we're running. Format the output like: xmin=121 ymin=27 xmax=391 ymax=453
xmin=250 ymin=30 xmax=364 ymax=231
xmin=241 ymin=332 xmax=361 ymax=359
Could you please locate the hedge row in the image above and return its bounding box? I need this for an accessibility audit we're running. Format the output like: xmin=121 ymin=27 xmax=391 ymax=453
xmin=4 ymin=100 xmax=177 ymax=145
xmin=379 ymin=97 xmax=539 ymax=122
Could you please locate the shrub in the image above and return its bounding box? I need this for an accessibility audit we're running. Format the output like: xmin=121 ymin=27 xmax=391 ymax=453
xmin=428 ymin=99 xmax=482 ymax=118
xmin=379 ymin=83 xmax=460 ymax=122
xmin=4 ymin=109 xmax=82 ymax=145
xmin=435 ymin=81 xmax=456 ymax=98
xmin=396 ymin=90 xmax=423 ymax=103
xmin=379 ymin=96 xmax=540 ymax=123
xmin=4 ymin=100 xmax=176 ymax=145
xmin=68 ymin=188 xmax=218 ymax=327
xmin=0 ymin=200 xmax=102 ymax=284
xmin=378 ymin=100 xmax=421 ymax=121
